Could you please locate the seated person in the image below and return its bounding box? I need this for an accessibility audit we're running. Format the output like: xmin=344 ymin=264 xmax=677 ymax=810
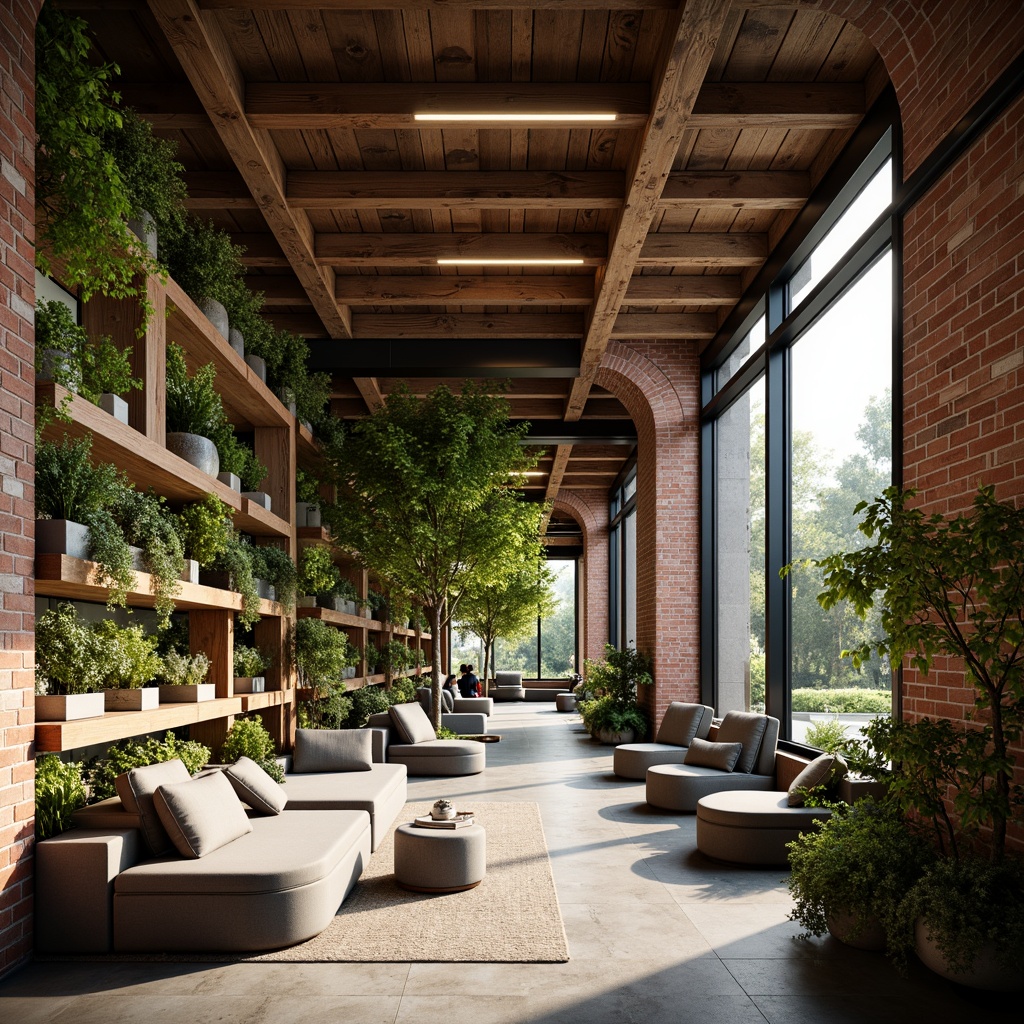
xmin=460 ymin=664 xmax=481 ymax=698
xmin=443 ymin=674 xmax=459 ymax=699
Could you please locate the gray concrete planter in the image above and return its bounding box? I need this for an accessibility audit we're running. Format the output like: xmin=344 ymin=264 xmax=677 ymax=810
xmin=127 ymin=209 xmax=158 ymax=259
xmin=228 ymin=327 xmax=245 ymax=358
xmin=245 ymin=354 xmax=267 ymax=383
xmin=198 ymin=297 xmax=229 ymax=340
xmin=166 ymin=432 xmax=220 ymax=477
xmin=36 ymin=519 xmax=91 ymax=560
xmin=217 ymin=471 xmax=241 ymax=493
xmin=99 ymin=393 xmax=129 ymax=424
xmin=243 ymin=490 xmax=272 ymax=511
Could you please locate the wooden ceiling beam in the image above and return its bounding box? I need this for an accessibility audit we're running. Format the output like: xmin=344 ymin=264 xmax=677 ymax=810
xmin=199 ymin=1 xmax=678 ymax=10
xmin=183 ymin=171 xmax=256 ymax=209
xmin=541 ymin=445 xmax=573 ymax=531
xmin=623 ymin=276 xmax=741 ymax=305
xmin=144 ymin=0 xmax=352 ymax=339
xmin=690 ymin=83 xmax=864 ymax=129
xmin=353 ymin=378 xmax=385 ymax=414
xmin=334 ymin=275 xmax=594 ymax=307
xmin=350 ymin=314 xmax=584 ymax=339
xmin=659 ymin=170 xmax=809 ymax=210
xmin=636 ymin=233 xmax=766 ymax=266
xmin=314 ymin=233 xmax=607 ymax=267
xmin=565 ymin=0 xmax=733 ymax=422
xmin=611 ymin=313 xmax=718 ymax=340
xmin=243 ymin=276 xmax=311 ymax=306
xmin=246 ymin=83 xmax=649 ymax=130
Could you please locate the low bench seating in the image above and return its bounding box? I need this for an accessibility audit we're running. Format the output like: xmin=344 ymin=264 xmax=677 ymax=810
xmin=694 ymin=751 xmax=848 ymax=865
xmin=367 ymin=702 xmax=486 ymax=776
xmin=613 ymin=701 xmax=715 ymax=779
xmin=491 ymin=671 xmax=526 ymax=702
xmin=416 ymin=686 xmax=494 ymax=720
xmin=645 ymin=711 xmax=780 ymax=812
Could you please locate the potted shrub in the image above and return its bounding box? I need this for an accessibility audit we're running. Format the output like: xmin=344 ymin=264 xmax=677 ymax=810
xmin=377 ymin=639 xmax=413 ymax=685
xmin=35 ymin=754 xmax=87 ymax=840
xmin=220 ymin=716 xmax=284 ymax=782
xmin=807 ymin=485 xmax=1024 ymax=988
xmin=292 ymin=617 xmax=347 ymax=691
xmin=787 ymin=799 xmax=934 ymax=952
xmin=34 ymin=603 xmax=105 ymax=721
xmin=200 ymin=532 xmax=261 ymax=628
xmin=297 ymin=682 xmax=353 ymax=731
xmin=176 ymin=493 xmax=231 ymax=573
xmin=34 ymin=298 xmax=141 ymax=428
xmin=233 ymin=644 xmax=270 ymax=694
xmin=330 ymin=578 xmax=358 ymax=615
xmin=250 ymin=545 xmax=297 ymax=614
xmin=295 ymin=468 xmax=321 ymax=528
xmin=298 ymin=545 xmax=340 ymax=608
xmin=165 ymin=342 xmax=224 ymax=476
xmin=214 ymin=426 xmax=268 ymax=502
xmin=92 ymin=619 xmax=162 ymax=711
xmin=342 ymin=639 xmax=362 ymax=680
xmin=158 ymin=649 xmax=213 ymax=703
xmin=582 ymin=644 xmax=652 ymax=744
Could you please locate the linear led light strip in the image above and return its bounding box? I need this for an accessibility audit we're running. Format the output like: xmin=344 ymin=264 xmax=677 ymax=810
xmin=414 ymin=113 xmax=617 ymax=122
xmin=437 ymin=258 xmax=585 ymax=266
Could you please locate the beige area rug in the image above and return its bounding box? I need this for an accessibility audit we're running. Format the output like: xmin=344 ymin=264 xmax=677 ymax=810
xmin=48 ymin=801 xmax=568 ymax=965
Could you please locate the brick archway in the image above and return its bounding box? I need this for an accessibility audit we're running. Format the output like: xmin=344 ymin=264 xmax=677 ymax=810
xmin=595 ymin=340 xmax=701 ymax=723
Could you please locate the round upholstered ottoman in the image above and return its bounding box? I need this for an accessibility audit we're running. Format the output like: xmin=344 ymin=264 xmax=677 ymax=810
xmin=394 ymin=823 xmax=487 ymax=893
xmin=555 ymin=693 xmax=576 ymax=712
xmin=613 ymin=743 xmax=687 ymax=779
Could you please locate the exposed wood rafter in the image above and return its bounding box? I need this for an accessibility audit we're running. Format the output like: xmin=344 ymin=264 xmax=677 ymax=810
xmin=541 ymin=446 xmax=573 ymax=533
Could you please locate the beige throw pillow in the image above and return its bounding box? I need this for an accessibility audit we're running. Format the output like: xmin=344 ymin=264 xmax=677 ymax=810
xmin=787 ymin=752 xmax=847 ymax=806
xmin=115 ymin=758 xmax=192 ymax=856
xmin=153 ymin=770 xmax=253 ymax=859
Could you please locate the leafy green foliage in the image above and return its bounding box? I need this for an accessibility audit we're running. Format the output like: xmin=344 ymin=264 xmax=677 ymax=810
xmin=86 ymin=732 xmax=211 ymax=802
xmin=292 ymin=618 xmax=348 ymax=688
xmin=298 ymin=545 xmax=341 ymax=597
xmin=159 ymin=650 xmax=210 ymax=687
xmin=375 ymin=639 xmax=414 ymax=684
xmin=786 ymin=799 xmax=933 ymax=953
xmin=803 ymin=717 xmax=849 ymax=753
xmin=35 ymin=603 xmax=104 ymax=695
xmin=213 ymin=428 xmax=267 ymax=493
xmin=387 ymin=676 xmax=418 ymax=705
xmin=296 ymin=468 xmax=321 ymax=505
xmin=250 ymin=545 xmax=297 ymax=613
xmin=349 ymin=685 xmax=391 ymax=726
xmin=91 ymin=620 xmax=161 ymax=689
xmin=35 ymin=7 xmax=159 ymax=308
xmin=35 ymin=754 xmax=86 ymax=840
xmin=298 ymin=684 xmax=353 ymax=730
xmin=210 ymin=533 xmax=260 ymax=628
xmin=791 ymin=688 xmax=891 ymax=714
xmin=165 ymin=342 xmax=225 ymax=438
xmin=36 ymin=434 xmax=122 ymax=522
xmin=220 ymin=717 xmax=283 ymax=783
xmin=175 ymin=494 xmax=231 ymax=566
xmin=159 ymin=216 xmax=246 ymax=307
xmin=233 ymin=644 xmax=269 ymax=679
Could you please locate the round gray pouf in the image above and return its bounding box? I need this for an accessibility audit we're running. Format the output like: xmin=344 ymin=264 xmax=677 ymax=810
xmin=555 ymin=693 xmax=576 ymax=712
xmin=394 ymin=823 xmax=486 ymax=893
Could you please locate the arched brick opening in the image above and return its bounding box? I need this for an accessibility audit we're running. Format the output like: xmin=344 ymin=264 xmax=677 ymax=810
xmin=551 ymin=490 xmax=608 ymax=667
xmin=595 ymin=340 xmax=700 ymax=724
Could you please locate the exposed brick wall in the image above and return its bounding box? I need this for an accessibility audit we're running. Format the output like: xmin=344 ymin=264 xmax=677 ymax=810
xmin=552 ymin=489 xmax=608 ymax=667
xmin=0 ymin=0 xmax=39 ymax=977
xmin=597 ymin=341 xmax=701 ymax=724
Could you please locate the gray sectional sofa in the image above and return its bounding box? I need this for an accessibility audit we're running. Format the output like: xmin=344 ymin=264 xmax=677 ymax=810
xmin=36 ymin=732 xmax=409 ymax=954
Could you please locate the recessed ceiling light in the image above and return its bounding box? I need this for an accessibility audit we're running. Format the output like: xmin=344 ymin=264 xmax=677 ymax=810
xmin=414 ymin=113 xmax=617 ymax=123
xmin=437 ymin=258 xmax=585 ymax=266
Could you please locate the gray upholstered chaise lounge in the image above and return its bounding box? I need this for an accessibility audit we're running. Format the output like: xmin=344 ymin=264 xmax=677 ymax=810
xmin=645 ymin=710 xmax=780 ymax=811
xmin=367 ymin=702 xmax=486 ymax=776
xmin=613 ymin=701 xmax=715 ymax=779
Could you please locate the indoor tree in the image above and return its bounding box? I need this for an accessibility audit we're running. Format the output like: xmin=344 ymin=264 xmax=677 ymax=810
xmin=321 ymin=383 xmax=544 ymax=729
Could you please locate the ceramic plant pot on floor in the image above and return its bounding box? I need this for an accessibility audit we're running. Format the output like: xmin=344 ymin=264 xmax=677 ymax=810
xmin=826 ymin=910 xmax=887 ymax=952
xmin=914 ymin=918 xmax=1024 ymax=991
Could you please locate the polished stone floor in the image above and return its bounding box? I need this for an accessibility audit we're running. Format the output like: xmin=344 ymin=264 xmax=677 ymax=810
xmin=0 ymin=703 xmax=1009 ymax=1022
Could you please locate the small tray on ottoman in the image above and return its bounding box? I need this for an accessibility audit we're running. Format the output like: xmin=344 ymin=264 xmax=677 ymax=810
xmin=414 ymin=812 xmax=475 ymax=829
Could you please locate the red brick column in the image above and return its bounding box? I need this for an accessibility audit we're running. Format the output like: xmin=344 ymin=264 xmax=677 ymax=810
xmin=597 ymin=340 xmax=701 ymax=724
xmin=0 ymin=0 xmax=41 ymax=976
xmin=552 ymin=489 xmax=608 ymax=667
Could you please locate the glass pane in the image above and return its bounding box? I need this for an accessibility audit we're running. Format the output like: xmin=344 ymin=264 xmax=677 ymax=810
xmin=539 ymin=560 xmax=576 ymax=678
xmin=716 ymin=376 xmax=766 ymax=715
xmin=495 ymin=630 xmax=539 ymax=681
xmin=624 ymin=508 xmax=637 ymax=647
xmin=716 ymin=313 xmax=765 ymax=393
xmin=789 ymin=159 xmax=892 ymax=311
xmin=789 ymin=250 xmax=892 ymax=744
xmin=623 ymin=474 xmax=636 ymax=502
xmin=608 ymin=524 xmax=620 ymax=648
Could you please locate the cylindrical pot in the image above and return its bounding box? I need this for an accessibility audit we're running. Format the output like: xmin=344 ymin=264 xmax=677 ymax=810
xmin=198 ymin=297 xmax=229 ymax=340
xmin=294 ymin=501 xmax=310 ymax=528
xmin=167 ymin=432 xmax=220 ymax=477
xmin=228 ymin=327 xmax=245 ymax=358
xmin=245 ymin=354 xmax=267 ymax=383
xmin=217 ymin=471 xmax=242 ymax=493
xmin=914 ymin=918 xmax=1024 ymax=991
xmin=826 ymin=910 xmax=887 ymax=952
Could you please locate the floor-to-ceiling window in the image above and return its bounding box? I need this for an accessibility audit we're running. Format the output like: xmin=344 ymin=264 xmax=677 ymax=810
xmin=703 ymin=107 xmax=897 ymax=747
xmin=608 ymin=465 xmax=637 ymax=649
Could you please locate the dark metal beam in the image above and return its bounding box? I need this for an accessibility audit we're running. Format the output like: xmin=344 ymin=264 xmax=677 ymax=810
xmin=516 ymin=421 xmax=637 ymax=445
xmin=305 ymin=338 xmax=581 ymax=378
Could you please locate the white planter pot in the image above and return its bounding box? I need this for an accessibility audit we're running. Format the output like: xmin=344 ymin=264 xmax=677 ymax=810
xmin=36 ymin=519 xmax=91 ymax=560
xmin=103 ymin=688 xmax=160 ymax=712
xmin=198 ymin=297 xmax=229 ymax=340
xmin=181 ymin=559 xmax=199 ymax=585
xmin=166 ymin=432 xmax=220 ymax=477
xmin=914 ymin=917 xmax=1024 ymax=991
xmin=362 ymin=606 xmax=373 ymax=619
xmin=255 ymin=578 xmax=275 ymax=601
xmin=99 ymin=393 xmax=129 ymax=424
xmin=228 ymin=327 xmax=245 ymax=358
xmin=35 ymin=692 xmax=105 ymax=721
xmin=332 ymin=598 xmax=357 ymax=616
xmin=243 ymin=490 xmax=272 ymax=511
xmin=306 ymin=505 xmax=321 ymax=528
xmin=245 ymin=354 xmax=267 ymax=383
xmin=217 ymin=471 xmax=241 ymax=493
xmin=158 ymin=683 xmax=216 ymax=703
xmin=294 ymin=502 xmax=310 ymax=528
xmin=234 ymin=676 xmax=266 ymax=694
xmin=127 ymin=209 xmax=158 ymax=259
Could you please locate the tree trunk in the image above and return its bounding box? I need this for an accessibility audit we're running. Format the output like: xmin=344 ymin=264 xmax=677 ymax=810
xmin=429 ymin=600 xmax=445 ymax=731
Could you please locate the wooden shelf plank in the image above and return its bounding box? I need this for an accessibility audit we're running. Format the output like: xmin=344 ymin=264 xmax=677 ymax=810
xmin=240 ymin=690 xmax=293 ymax=712
xmin=164 ymin=278 xmax=292 ymax=430
xmin=35 ymin=696 xmax=245 ymax=753
xmin=296 ymin=605 xmax=379 ymax=629
xmin=38 ymin=383 xmax=291 ymax=538
xmin=35 ymin=553 xmax=285 ymax=617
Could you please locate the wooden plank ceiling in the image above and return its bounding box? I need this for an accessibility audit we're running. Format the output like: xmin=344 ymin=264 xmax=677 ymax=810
xmin=72 ymin=0 xmax=884 ymax=541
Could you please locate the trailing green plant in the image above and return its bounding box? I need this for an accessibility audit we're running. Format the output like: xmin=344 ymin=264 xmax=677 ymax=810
xmin=109 ymin=486 xmax=185 ymax=627
xmin=35 ymin=603 xmax=104 ymax=695
xmin=86 ymin=732 xmax=211 ymax=802
xmin=35 ymin=298 xmax=140 ymax=429
xmin=165 ymin=342 xmax=227 ymax=439
xmin=250 ymin=545 xmax=297 ymax=613
xmin=35 ymin=433 xmax=124 ymax=520
xmin=791 ymin=688 xmax=892 ymax=714
xmin=35 ymin=754 xmax=87 ymax=840
xmin=35 ymin=7 xmax=158 ymax=312
xmin=220 ymin=716 xmax=284 ymax=782
xmin=298 ymin=545 xmax=341 ymax=597
xmin=349 ymin=684 xmax=391 ymax=727
xmin=233 ymin=644 xmax=270 ymax=679
xmin=159 ymin=650 xmax=211 ymax=688
xmin=175 ymin=494 xmax=231 ymax=566
xmin=804 ymin=717 xmax=849 ymax=754
xmin=159 ymin=215 xmax=246 ymax=308
xmin=298 ymin=684 xmax=353 ymax=731
xmin=211 ymin=423 xmax=267 ymax=493
xmin=296 ymin=468 xmax=321 ymax=505
xmin=786 ymin=799 xmax=934 ymax=952
xmin=91 ymin=620 xmax=162 ymax=690
xmin=292 ymin=617 xmax=349 ymax=689
xmin=210 ymin=532 xmax=261 ymax=628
